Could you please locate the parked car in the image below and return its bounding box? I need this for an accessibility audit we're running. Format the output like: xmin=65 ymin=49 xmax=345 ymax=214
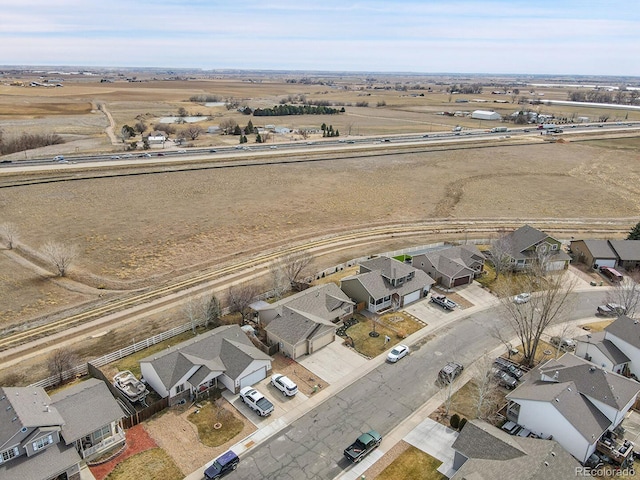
xmin=493 ymin=369 xmax=518 ymax=389
xmin=271 ymin=374 xmax=298 ymax=397
xmin=597 ymin=303 xmax=626 ymax=316
xmin=387 ymin=344 xmax=409 ymax=363
xmin=239 ymin=387 xmax=274 ymax=416
xmin=344 ymin=430 xmax=382 ymax=463
xmin=513 ymin=293 xmax=531 ymax=304
xmin=439 ymin=362 xmax=464 ymax=384
xmin=550 ymin=336 xmax=576 ymax=351
xmin=204 ymin=450 xmax=239 ymax=480
xmin=493 ymin=357 xmax=524 ymax=380
xmin=430 ymin=294 xmax=456 ymax=311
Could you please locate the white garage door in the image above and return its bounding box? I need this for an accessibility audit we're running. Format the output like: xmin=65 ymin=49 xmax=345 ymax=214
xmin=547 ymin=261 xmax=566 ymax=271
xmin=595 ymin=259 xmax=616 ymax=268
xmin=403 ymin=290 xmax=420 ymax=305
xmin=239 ymin=367 xmax=266 ymax=389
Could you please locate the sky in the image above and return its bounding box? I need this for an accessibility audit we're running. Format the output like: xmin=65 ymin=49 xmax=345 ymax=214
xmin=1 ymin=0 xmax=638 ymax=76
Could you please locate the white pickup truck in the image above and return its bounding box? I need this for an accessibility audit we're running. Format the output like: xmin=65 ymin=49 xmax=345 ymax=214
xmin=239 ymin=387 xmax=274 ymax=416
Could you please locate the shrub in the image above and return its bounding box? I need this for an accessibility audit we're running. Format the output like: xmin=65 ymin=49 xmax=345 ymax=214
xmin=450 ymin=414 xmax=460 ymax=430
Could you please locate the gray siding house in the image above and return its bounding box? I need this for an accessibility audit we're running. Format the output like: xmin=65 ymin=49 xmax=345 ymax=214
xmin=340 ymin=256 xmax=435 ymax=312
xmin=412 ymin=245 xmax=485 ymax=288
xmin=257 ymin=284 xmax=354 ymax=360
xmin=140 ymin=324 xmax=272 ymax=401
xmin=501 ymin=225 xmax=570 ymax=271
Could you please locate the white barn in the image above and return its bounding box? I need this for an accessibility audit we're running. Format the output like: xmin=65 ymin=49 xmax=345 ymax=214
xmin=471 ymin=110 xmax=501 ymax=121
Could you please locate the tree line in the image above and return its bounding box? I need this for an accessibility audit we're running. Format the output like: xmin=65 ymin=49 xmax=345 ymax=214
xmin=0 ymin=129 xmax=64 ymax=155
xmin=568 ymin=89 xmax=640 ymax=105
xmin=252 ymin=104 xmax=343 ymax=116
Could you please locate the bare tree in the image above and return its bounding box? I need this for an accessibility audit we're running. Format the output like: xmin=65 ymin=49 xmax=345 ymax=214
xmin=226 ymin=283 xmax=259 ymax=323
xmin=472 ymin=354 xmax=500 ymax=420
xmin=0 ymin=222 xmax=19 ymax=249
xmin=605 ymin=270 xmax=640 ymax=318
xmin=183 ymin=125 xmax=204 ymax=140
xmin=270 ymin=264 xmax=290 ymax=300
xmin=497 ymin=260 xmax=577 ymax=367
xmin=48 ymin=349 xmax=78 ymax=385
xmin=41 ymin=241 xmax=78 ymax=277
xmin=219 ymin=119 xmax=238 ymax=135
xmin=279 ymin=250 xmax=314 ymax=287
xmin=298 ymin=129 xmax=310 ymax=140
xmin=488 ymin=229 xmax=514 ymax=279
xmin=134 ymin=121 xmax=147 ymax=134
xmin=183 ymin=295 xmax=208 ymax=334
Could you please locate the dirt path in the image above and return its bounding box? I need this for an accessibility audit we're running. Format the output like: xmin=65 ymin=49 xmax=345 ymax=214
xmin=97 ymin=102 xmax=119 ymax=145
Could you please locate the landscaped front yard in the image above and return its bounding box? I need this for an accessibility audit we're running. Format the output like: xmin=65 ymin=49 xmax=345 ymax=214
xmin=343 ymin=312 xmax=424 ymax=358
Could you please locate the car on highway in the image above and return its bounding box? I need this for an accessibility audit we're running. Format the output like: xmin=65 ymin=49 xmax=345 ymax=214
xmin=123 ymin=154 xmax=133 ymax=158
xmin=271 ymin=374 xmax=298 ymax=397
xmin=270 ymin=145 xmax=278 ymax=149
xmin=386 ymin=344 xmax=409 ymax=363
xmin=209 ymin=149 xmax=217 ymax=153
xmin=438 ymin=362 xmax=464 ymax=384
xmin=177 ymin=149 xmax=187 ymax=154
xmin=204 ymin=450 xmax=239 ymax=480
xmin=110 ymin=155 xmax=121 ymax=159
xmin=513 ymin=293 xmax=531 ymax=304
xmin=157 ymin=153 xmax=165 ymax=156
xmin=138 ymin=153 xmax=152 ymax=157
xmin=53 ymin=155 xmax=65 ymax=162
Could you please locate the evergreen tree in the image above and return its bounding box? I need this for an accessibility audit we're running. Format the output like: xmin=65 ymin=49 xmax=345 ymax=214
xmin=628 ymin=221 xmax=640 ymax=240
xmin=233 ymin=125 xmax=242 ymax=136
xmin=256 ymin=133 xmax=262 ymax=143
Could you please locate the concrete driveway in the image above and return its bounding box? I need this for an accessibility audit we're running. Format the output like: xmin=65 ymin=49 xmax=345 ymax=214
xmin=404 ymin=418 xmax=459 ymax=477
xmin=298 ymin=339 xmax=369 ymax=384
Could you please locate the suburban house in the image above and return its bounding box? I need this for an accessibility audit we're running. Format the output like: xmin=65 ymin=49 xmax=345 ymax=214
xmin=575 ymin=315 xmax=640 ymax=380
xmin=0 ymin=379 xmax=125 ymax=480
xmin=505 ymin=354 xmax=640 ymax=464
xmin=500 ymin=225 xmax=571 ymax=271
xmin=412 ymin=245 xmax=486 ymax=288
xmin=340 ymin=256 xmax=435 ymax=312
xmin=451 ymin=420 xmax=580 ymax=480
xmin=569 ymin=239 xmax=618 ymax=269
xmin=569 ymin=239 xmax=640 ymax=271
xmin=574 ymin=330 xmax=630 ymax=375
xmin=256 ymin=284 xmax=354 ymax=360
xmin=140 ymin=324 xmax=272 ymax=402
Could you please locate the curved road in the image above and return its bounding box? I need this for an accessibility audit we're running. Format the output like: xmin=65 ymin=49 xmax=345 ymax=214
xmin=230 ymin=290 xmax=606 ymax=480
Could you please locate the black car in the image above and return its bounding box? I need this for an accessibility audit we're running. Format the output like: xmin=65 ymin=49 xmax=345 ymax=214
xmin=204 ymin=450 xmax=239 ymax=480
xmin=439 ymin=362 xmax=464 ymax=384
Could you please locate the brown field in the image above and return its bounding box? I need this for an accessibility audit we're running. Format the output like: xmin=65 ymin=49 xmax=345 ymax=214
xmin=1 ymin=74 xmax=640 ymax=384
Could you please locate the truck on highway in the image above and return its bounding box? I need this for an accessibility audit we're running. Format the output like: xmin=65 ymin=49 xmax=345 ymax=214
xmin=344 ymin=430 xmax=382 ymax=463
xmin=490 ymin=127 xmax=509 ymax=133
xmin=537 ymin=123 xmax=557 ymax=130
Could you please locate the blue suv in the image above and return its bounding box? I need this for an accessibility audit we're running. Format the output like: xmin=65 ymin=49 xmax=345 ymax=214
xmin=204 ymin=450 xmax=239 ymax=480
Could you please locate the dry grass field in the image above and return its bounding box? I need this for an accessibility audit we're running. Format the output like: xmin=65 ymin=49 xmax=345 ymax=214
xmin=1 ymin=74 xmax=640 ymax=384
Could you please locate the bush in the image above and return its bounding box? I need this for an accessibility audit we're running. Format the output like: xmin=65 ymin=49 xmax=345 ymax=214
xmin=450 ymin=414 xmax=460 ymax=430
xmin=458 ymin=417 xmax=468 ymax=431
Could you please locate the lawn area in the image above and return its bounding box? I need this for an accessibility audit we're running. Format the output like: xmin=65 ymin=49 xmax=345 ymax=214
xmin=346 ymin=312 xmax=424 ymax=358
xmin=375 ymin=446 xmax=447 ymax=480
xmin=579 ymin=319 xmax=613 ymax=332
xmin=187 ymin=399 xmax=245 ymax=447
xmin=105 ymin=448 xmax=182 ymax=480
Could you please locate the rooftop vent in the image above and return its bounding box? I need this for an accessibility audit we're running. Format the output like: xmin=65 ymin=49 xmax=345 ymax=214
xmin=551 ymin=451 xmax=556 ymax=457
xmin=544 ymin=461 xmax=549 ymax=466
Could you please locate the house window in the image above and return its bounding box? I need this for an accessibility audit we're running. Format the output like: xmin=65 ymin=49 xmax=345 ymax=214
xmin=92 ymin=425 xmax=111 ymax=444
xmin=0 ymin=447 xmax=19 ymax=463
xmin=32 ymin=435 xmax=53 ymax=452
xmin=176 ymin=384 xmax=185 ymax=394
xmin=551 ymin=244 xmax=558 ymax=250
xmin=384 ymin=296 xmax=391 ymax=302
xmin=375 ymin=298 xmax=383 ymax=305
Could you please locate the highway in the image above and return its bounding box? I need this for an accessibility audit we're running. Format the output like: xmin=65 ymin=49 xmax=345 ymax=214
xmin=0 ymin=121 xmax=638 ymax=170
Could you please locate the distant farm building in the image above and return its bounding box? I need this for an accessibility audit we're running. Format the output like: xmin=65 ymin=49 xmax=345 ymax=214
xmin=471 ymin=110 xmax=501 ymax=121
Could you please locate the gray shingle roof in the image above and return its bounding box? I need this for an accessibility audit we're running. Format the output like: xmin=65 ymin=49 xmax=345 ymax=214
xmin=507 ymin=354 xmax=640 ymax=442
xmin=342 ymin=262 xmax=434 ymax=300
xmin=605 ymin=315 xmax=640 ymax=349
xmin=0 ymin=387 xmax=64 ymax=449
xmin=359 ymin=256 xmax=416 ymax=280
xmin=452 ymin=421 xmax=581 ymax=480
xmin=140 ymin=325 xmax=271 ymax=390
xmin=265 ymin=306 xmax=335 ymax=345
xmin=505 ymin=225 xmax=549 ymax=259
xmin=258 ymin=283 xmax=353 ymax=321
xmin=50 ymin=378 xmax=125 ymax=444
xmin=608 ymin=240 xmax=640 ymax=261
xmin=0 ymin=440 xmax=81 ymax=480
xmin=575 ymin=331 xmax=630 ymax=365
xmin=579 ymin=240 xmax=617 ymax=259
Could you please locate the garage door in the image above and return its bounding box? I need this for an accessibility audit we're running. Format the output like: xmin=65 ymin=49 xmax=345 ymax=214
xmin=239 ymin=367 xmax=266 ymax=389
xmin=547 ymin=261 xmax=566 ymax=271
xmin=403 ymin=290 xmax=420 ymax=305
xmin=595 ymin=259 xmax=616 ymax=269
xmin=453 ymin=276 xmax=470 ymax=287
